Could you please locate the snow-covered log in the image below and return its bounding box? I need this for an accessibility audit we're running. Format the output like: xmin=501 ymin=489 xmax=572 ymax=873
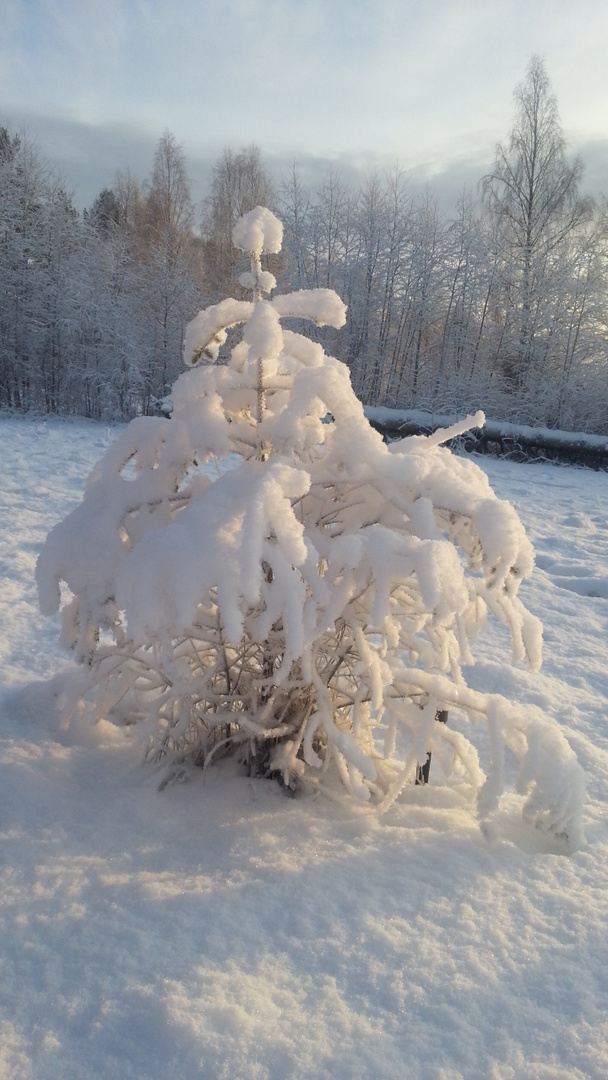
xmin=367 ymin=407 xmax=608 ymax=470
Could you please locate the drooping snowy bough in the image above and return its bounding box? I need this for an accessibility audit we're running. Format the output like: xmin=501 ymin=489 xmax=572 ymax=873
xmin=37 ymin=207 xmax=584 ymax=847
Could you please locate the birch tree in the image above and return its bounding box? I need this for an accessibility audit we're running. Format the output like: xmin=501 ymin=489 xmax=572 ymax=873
xmin=483 ymin=57 xmax=592 ymax=388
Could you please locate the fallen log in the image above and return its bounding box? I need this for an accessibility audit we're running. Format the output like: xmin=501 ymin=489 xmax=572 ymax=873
xmin=366 ymin=408 xmax=608 ymax=470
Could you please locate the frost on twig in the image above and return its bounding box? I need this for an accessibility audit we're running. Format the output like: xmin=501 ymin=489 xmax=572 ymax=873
xmin=36 ymin=207 xmax=584 ymax=849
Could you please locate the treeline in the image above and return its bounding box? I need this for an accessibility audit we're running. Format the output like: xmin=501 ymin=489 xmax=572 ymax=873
xmin=1 ymin=58 xmax=607 ymax=430
xmin=0 ymin=128 xmax=202 ymax=417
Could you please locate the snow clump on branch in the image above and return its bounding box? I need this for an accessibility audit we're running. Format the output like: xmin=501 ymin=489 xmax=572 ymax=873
xmin=36 ymin=206 xmax=584 ymax=849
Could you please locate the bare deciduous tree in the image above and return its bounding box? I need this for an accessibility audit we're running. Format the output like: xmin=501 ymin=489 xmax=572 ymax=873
xmin=483 ymin=56 xmax=593 ymax=386
xmin=202 ymin=145 xmax=275 ymax=298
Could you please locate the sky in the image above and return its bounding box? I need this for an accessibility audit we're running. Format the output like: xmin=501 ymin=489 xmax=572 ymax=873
xmin=1 ymin=0 xmax=608 ymax=211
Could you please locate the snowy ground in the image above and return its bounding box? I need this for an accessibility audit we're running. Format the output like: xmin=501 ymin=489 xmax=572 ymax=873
xmin=1 ymin=415 xmax=608 ymax=1080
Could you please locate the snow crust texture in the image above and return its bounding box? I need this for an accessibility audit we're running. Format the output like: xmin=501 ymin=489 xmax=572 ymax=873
xmin=36 ymin=208 xmax=584 ymax=848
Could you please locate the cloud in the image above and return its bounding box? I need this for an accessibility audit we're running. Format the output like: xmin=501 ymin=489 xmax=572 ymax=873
xmin=3 ymin=107 xmax=606 ymax=223
xmin=574 ymin=138 xmax=608 ymax=202
xmin=4 ymin=0 xmax=608 ymax=167
xmin=3 ymin=0 xmax=608 ymax=216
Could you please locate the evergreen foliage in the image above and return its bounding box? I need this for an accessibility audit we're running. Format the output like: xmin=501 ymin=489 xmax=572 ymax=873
xmin=36 ymin=207 xmax=584 ymax=845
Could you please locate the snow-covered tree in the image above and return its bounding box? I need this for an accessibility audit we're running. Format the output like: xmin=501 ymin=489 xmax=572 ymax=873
xmin=37 ymin=207 xmax=584 ymax=845
xmin=482 ymin=57 xmax=593 ymax=390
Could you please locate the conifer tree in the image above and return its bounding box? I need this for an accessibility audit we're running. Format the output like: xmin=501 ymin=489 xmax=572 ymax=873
xmin=37 ymin=207 xmax=584 ymax=844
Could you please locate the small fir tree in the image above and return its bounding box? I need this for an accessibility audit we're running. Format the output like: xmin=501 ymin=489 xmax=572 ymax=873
xmin=37 ymin=207 xmax=584 ymax=843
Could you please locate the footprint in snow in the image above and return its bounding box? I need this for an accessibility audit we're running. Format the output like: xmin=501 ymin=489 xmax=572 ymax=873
xmin=550 ymin=575 xmax=608 ymax=599
xmin=533 ymin=555 xmax=608 ymax=599
xmin=560 ymin=512 xmax=597 ymax=531
xmin=535 ymin=557 xmax=594 ymax=576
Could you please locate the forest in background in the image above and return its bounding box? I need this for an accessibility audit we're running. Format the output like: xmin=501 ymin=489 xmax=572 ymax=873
xmin=1 ymin=58 xmax=607 ymax=432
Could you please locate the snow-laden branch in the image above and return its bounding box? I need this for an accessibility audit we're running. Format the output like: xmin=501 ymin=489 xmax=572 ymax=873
xmin=36 ymin=207 xmax=584 ymax=850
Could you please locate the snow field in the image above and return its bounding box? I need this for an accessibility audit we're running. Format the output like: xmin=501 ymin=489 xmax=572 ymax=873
xmin=1 ymin=416 xmax=608 ymax=1079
